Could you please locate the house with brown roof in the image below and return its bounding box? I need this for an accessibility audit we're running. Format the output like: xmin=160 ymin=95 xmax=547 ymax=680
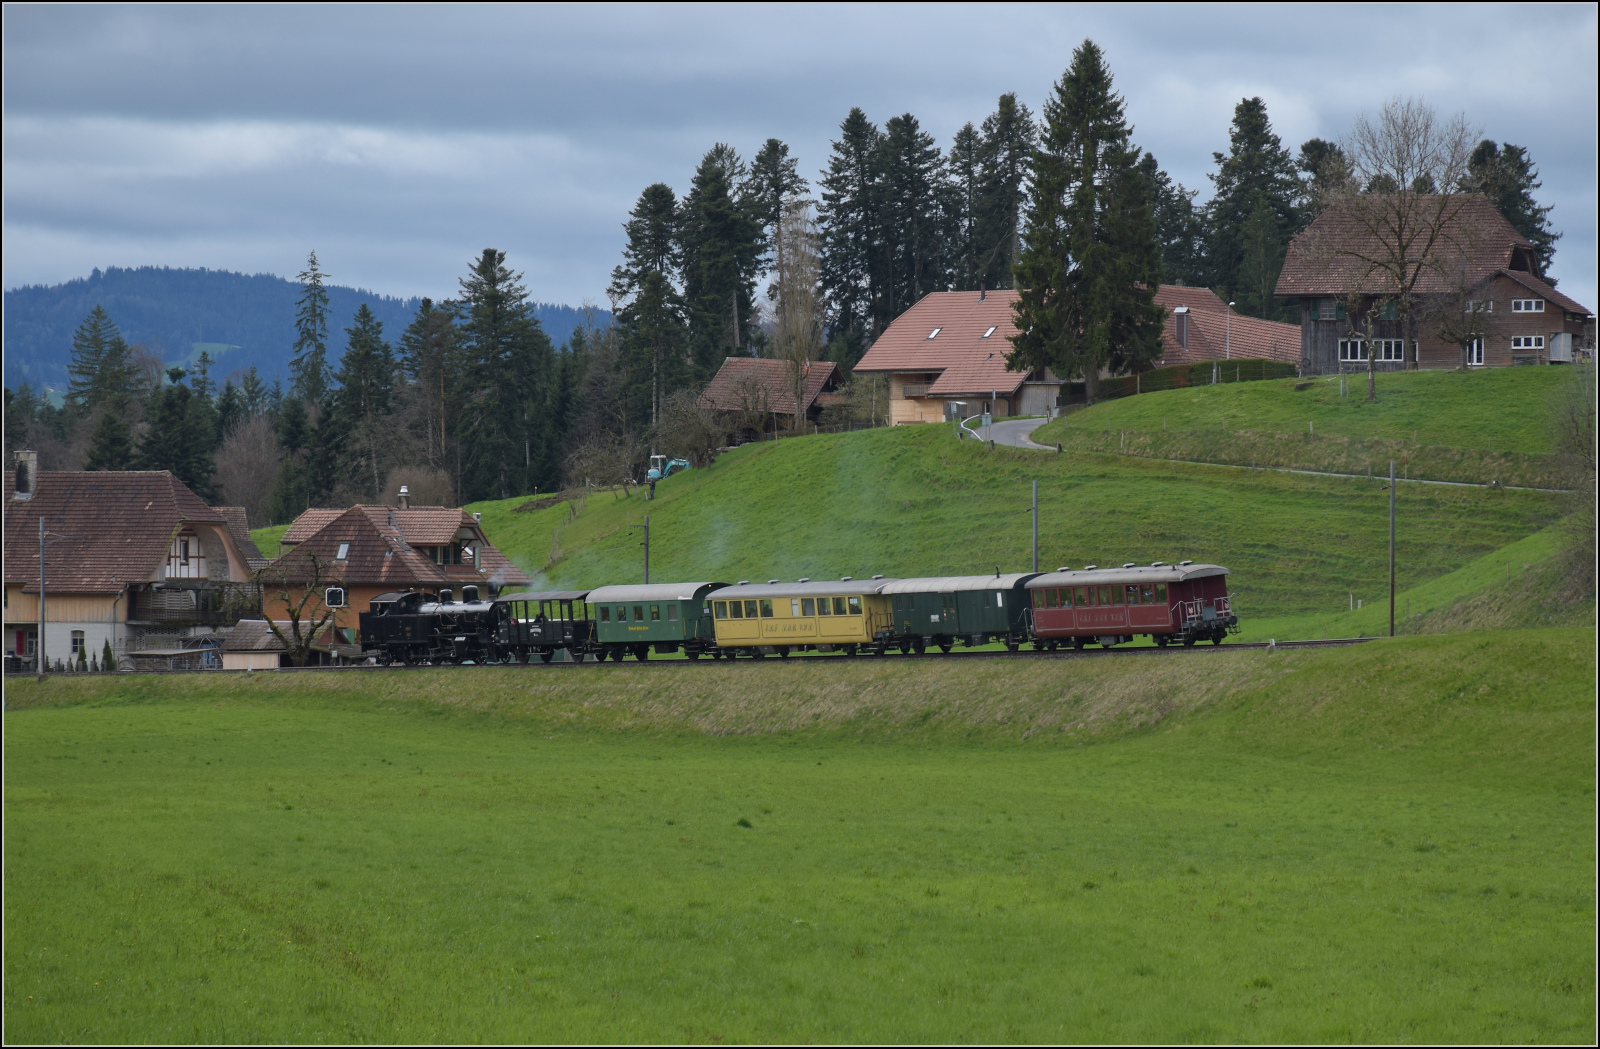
xmin=262 ymin=496 xmax=530 ymax=641
xmin=1154 ymin=286 xmax=1301 ymax=367
xmin=697 ymin=357 xmax=841 ymax=434
xmin=851 ymin=290 xmax=1058 ymax=425
xmin=1276 ymin=193 xmax=1594 ymax=373
xmin=4 ymin=453 xmax=259 ymax=671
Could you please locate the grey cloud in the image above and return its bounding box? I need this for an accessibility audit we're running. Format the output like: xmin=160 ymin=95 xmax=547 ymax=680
xmin=4 ymin=3 xmax=1595 ymax=309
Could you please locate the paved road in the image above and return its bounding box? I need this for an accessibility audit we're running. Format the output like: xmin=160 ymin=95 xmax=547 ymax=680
xmin=982 ymin=417 xmax=1056 ymax=449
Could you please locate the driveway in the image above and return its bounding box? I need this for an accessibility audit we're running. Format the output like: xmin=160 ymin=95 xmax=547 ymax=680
xmin=983 ymin=417 xmax=1056 ymax=450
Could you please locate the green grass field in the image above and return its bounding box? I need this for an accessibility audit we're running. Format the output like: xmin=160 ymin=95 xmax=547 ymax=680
xmin=5 ymin=630 xmax=1594 ymax=1042
xmin=459 ymin=424 xmax=1556 ymax=625
xmin=1032 ymin=367 xmax=1570 ymax=455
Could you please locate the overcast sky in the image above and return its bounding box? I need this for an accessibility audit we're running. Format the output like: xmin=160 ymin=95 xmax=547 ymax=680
xmin=4 ymin=3 xmax=1596 ymax=311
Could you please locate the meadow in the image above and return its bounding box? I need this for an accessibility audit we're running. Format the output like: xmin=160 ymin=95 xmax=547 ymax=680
xmin=5 ymin=629 xmax=1594 ymax=1043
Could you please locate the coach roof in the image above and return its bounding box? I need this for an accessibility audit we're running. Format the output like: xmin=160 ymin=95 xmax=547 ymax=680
xmin=879 ymin=573 xmax=1039 ymax=593
xmin=1027 ymin=564 xmax=1228 ymax=588
xmin=706 ymin=578 xmax=897 ymax=600
xmin=586 ymin=582 xmax=729 ymax=604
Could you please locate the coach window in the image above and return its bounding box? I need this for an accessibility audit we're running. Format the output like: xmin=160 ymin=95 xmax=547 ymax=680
xmin=801 ymin=598 xmax=816 ymax=615
xmin=1140 ymin=585 xmax=1155 ymax=604
xmin=759 ymin=600 xmax=774 ymax=618
xmin=714 ymin=601 xmax=728 ymax=619
xmin=1061 ymin=588 xmax=1074 ymax=608
xmin=1044 ymin=588 xmax=1058 ymax=608
xmin=1155 ymin=584 xmax=1168 ymax=602
xmin=1075 ymin=586 xmax=1092 ymax=607
xmin=728 ymin=601 xmax=743 ymax=619
xmin=1126 ymin=585 xmax=1140 ymax=604
xmin=667 ymin=605 xmax=678 ymax=621
xmin=817 ymin=597 xmax=832 ymax=616
xmin=839 ymin=597 xmax=855 ymax=615
xmin=744 ymin=600 xmax=760 ymax=618
xmin=600 ymin=606 xmax=610 ymax=622
xmin=650 ymin=605 xmax=661 ymax=621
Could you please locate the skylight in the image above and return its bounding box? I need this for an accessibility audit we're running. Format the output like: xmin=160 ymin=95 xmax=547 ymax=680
xmin=982 ymin=325 xmax=997 ymax=339
xmin=336 ymin=542 xmax=350 ymax=560
xmin=927 ymin=327 xmax=942 ymax=339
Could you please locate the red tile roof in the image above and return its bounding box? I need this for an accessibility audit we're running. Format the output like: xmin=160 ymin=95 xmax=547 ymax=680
xmin=212 ymin=506 xmax=270 ymax=570
xmin=268 ymin=505 xmax=529 ymax=588
xmin=1154 ymin=291 xmax=1301 ymax=366
xmin=1496 ymin=269 xmax=1592 ymax=316
xmin=1276 ymin=194 xmax=1538 ymax=298
xmin=697 ymin=357 xmax=839 ymax=416
xmin=4 ymin=471 xmax=244 ymax=594
xmin=854 ymin=290 xmax=1025 ymax=375
xmin=926 ymin=354 xmax=1028 ymax=396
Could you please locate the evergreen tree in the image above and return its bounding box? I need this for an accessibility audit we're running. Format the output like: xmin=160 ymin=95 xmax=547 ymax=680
xmin=1205 ymin=97 xmax=1300 ymax=316
xmin=1011 ymin=40 xmax=1163 ymax=400
xmin=66 ymin=306 xmax=134 ymax=413
xmin=4 ymin=385 xmax=33 ymax=455
xmin=879 ymin=113 xmax=951 ymax=320
xmin=456 ymin=249 xmax=557 ymax=500
xmin=333 ymin=305 xmax=398 ymax=499
xmin=83 ymin=407 xmax=135 ymax=471
xmin=1296 ymin=137 xmax=1351 ymax=218
xmin=1235 ymin=192 xmax=1287 ymax=318
xmin=240 ymin=365 xmax=269 ymax=417
xmin=398 ymin=297 xmax=460 ymax=474
xmin=946 ymin=122 xmax=983 ymax=291
xmin=974 ymin=93 xmax=1037 ymax=290
xmin=290 ymin=250 xmax=332 ymax=404
xmin=747 ymin=138 xmax=810 ymax=282
xmin=274 ymin=393 xmax=310 ymax=454
xmin=1466 ymin=140 xmax=1559 ymax=277
xmin=215 ymin=380 xmax=247 ymax=440
xmin=609 ymin=183 xmax=689 ymax=429
xmin=269 ymin=394 xmax=311 ymax=523
xmin=134 ymin=368 xmax=216 ymax=497
xmin=818 ymin=108 xmax=887 ymax=365
xmin=679 ymin=147 xmax=763 ymax=377
xmin=1139 ymin=151 xmax=1205 ymax=286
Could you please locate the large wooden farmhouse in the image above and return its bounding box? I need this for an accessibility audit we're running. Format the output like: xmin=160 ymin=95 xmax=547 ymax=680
xmin=1276 ymin=194 xmax=1593 ymax=373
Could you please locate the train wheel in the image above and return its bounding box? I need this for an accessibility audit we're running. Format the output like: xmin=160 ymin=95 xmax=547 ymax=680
xmin=1211 ymin=634 xmax=1224 ymax=645
xmin=938 ymin=641 xmax=953 ymax=653
xmin=914 ymin=640 xmax=926 ymax=655
xmin=778 ymin=647 xmax=790 ymax=659
xmin=687 ymin=652 xmax=700 ymax=661
xmin=1073 ymin=637 xmax=1087 ymax=650
xmin=1154 ymin=635 xmax=1169 ymax=647
xmin=634 ymin=645 xmax=649 ymax=661
xmin=540 ymin=650 xmax=554 ymax=664
xmin=1182 ymin=637 xmax=1195 ymax=647
xmin=845 ymin=645 xmax=858 ymax=657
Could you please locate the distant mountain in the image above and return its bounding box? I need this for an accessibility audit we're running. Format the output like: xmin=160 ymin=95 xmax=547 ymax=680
xmin=3 ymin=266 xmax=608 ymax=389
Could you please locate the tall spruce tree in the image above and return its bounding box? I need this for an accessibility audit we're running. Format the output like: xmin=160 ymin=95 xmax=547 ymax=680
xmin=134 ymin=368 xmax=216 ymax=497
xmin=818 ymin=108 xmax=886 ymax=365
xmin=973 ymin=93 xmax=1038 ymax=290
xmin=290 ymin=250 xmax=332 ymax=404
xmin=398 ymin=298 xmax=460 ymax=474
xmin=879 ymin=113 xmax=950 ymax=322
xmin=747 ymin=139 xmax=810 ymax=283
xmin=609 ymin=183 xmax=690 ymax=429
xmin=1011 ymin=39 xmax=1163 ymax=400
xmin=83 ymin=408 xmax=134 ymax=471
xmin=1140 ymin=151 xmax=1205 ymax=286
xmin=1235 ymin=192 xmax=1287 ymax=318
xmin=679 ymin=147 xmax=763 ymax=378
xmin=1205 ymin=98 xmax=1300 ymax=317
xmin=332 ymin=304 xmax=397 ymax=499
xmin=66 ymin=306 xmax=134 ymax=414
xmin=946 ymin=123 xmax=983 ymax=291
xmin=455 ymin=249 xmax=557 ymax=500
xmin=1466 ymin=140 xmax=1559 ymax=278
xmin=1296 ymin=137 xmax=1351 ymax=219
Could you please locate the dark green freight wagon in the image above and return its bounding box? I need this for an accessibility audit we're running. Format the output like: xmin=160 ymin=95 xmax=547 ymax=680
xmin=879 ymin=574 xmax=1040 ymax=652
xmin=587 ymin=582 xmax=729 ymax=660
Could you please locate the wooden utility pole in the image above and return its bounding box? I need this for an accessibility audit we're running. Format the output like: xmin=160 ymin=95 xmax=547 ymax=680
xmin=1031 ymin=481 xmax=1039 ymax=573
xmin=643 ymin=515 xmax=650 ymax=585
xmin=1389 ymin=460 xmax=1396 ymax=638
xmin=38 ymin=516 xmax=46 ymax=680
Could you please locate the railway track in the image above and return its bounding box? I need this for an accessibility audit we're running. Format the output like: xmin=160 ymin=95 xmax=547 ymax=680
xmin=8 ymin=636 xmax=1377 ymax=679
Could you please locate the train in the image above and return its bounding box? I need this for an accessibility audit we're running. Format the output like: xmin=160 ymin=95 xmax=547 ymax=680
xmin=356 ymin=562 xmax=1238 ymax=664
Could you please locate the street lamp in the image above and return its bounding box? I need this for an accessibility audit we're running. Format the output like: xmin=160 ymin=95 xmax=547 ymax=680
xmin=1226 ymin=301 xmax=1235 ymax=360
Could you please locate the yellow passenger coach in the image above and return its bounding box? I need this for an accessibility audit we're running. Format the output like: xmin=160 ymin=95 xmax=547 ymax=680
xmin=706 ymin=577 xmax=896 ymax=657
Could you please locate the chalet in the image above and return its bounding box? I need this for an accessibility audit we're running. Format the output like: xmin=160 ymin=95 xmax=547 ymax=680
xmin=1154 ymin=286 xmax=1300 ymax=367
xmin=3 ymin=453 xmax=261 ymax=671
xmin=1276 ymin=194 xmax=1594 ymax=373
xmin=697 ymin=357 xmax=842 ymax=435
xmin=264 ymin=496 xmax=529 ymax=643
xmin=851 ymin=290 xmax=1058 ymax=424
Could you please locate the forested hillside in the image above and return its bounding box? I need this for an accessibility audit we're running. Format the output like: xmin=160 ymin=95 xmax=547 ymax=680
xmin=2 ymin=265 xmax=603 ymax=388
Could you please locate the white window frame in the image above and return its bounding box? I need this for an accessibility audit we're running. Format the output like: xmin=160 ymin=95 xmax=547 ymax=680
xmin=1465 ymin=299 xmax=1493 ymax=313
xmin=1510 ymin=299 xmax=1544 ymax=313
xmin=71 ymin=630 xmax=86 ymax=655
xmin=981 ymin=325 xmax=997 ymax=339
xmin=1373 ymin=339 xmax=1406 ymax=362
xmin=1465 ymin=338 xmax=1484 ymax=366
xmin=926 ymin=327 xmax=942 ymax=340
xmin=1510 ymin=335 xmax=1546 ymax=350
xmin=1338 ymin=339 xmax=1368 ymax=362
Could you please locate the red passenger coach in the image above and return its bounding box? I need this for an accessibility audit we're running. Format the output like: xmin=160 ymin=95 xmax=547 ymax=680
xmin=1025 ymin=561 xmax=1237 ymax=648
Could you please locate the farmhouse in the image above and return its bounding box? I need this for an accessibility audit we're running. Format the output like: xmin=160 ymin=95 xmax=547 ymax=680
xmin=263 ymin=495 xmax=528 ymax=640
xmin=698 ymin=356 xmax=841 ymax=435
xmin=3 ymin=453 xmax=262 ymax=671
xmin=1276 ymin=193 xmax=1594 ymax=373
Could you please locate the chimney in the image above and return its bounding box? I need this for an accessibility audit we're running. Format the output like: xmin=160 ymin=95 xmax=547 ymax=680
xmin=1173 ymin=306 xmax=1190 ymax=349
xmin=397 ymin=485 xmax=410 ymax=510
xmin=12 ymin=450 xmax=37 ymax=500
xmin=979 ymin=285 xmax=987 ymax=302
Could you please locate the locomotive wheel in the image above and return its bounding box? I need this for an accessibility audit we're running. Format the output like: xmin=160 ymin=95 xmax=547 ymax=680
xmin=1211 ymin=634 xmax=1224 ymax=645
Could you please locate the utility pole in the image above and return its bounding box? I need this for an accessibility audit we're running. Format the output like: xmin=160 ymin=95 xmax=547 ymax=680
xmin=1226 ymin=301 xmax=1235 ymax=360
xmin=1388 ymin=460 xmax=1396 ymax=638
xmin=37 ymin=516 xmax=46 ymax=680
xmin=1031 ymin=480 xmax=1039 ymax=573
xmin=643 ymin=515 xmax=650 ymax=585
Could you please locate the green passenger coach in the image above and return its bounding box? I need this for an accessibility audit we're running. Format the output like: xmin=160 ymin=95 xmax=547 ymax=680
xmin=879 ymin=574 xmax=1040 ymax=652
xmin=587 ymin=582 xmax=729 ymax=660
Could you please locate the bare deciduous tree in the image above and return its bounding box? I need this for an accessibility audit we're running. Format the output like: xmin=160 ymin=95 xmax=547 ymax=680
xmin=564 ymin=432 xmax=645 ymax=495
xmin=381 ymin=466 xmax=455 ymax=507
xmin=253 ymin=550 xmax=338 ymax=667
xmin=653 ymin=389 xmax=730 ymax=466
xmin=770 ymin=200 xmax=826 ymax=428
xmin=1313 ymin=97 xmax=1480 ymax=400
xmin=215 ymin=415 xmax=282 ymax=526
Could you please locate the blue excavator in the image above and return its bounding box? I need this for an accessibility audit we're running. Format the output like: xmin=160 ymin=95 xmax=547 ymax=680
xmin=647 ymin=455 xmax=690 ymax=482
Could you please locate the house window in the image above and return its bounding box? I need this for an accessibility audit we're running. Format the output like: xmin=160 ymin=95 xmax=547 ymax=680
xmin=71 ymin=630 xmax=86 ymax=656
xmin=1510 ymin=299 xmax=1544 ymax=313
xmin=1465 ymin=299 xmax=1493 ymax=313
xmin=1466 ymin=338 xmax=1484 ymax=366
xmin=1339 ymin=339 xmax=1368 ymax=362
xmin=336 ymin=542 xmax=350 ymax=560
xmin=1318 ymin=299 xmax=1338 ymax=320
xmin=1510 ymin=336 xmax=1545 ymax=350
xmin=982 ymin=326 xmax=997 ymax=339
xmin=1373 ymin=339 xmax=1406 ymax=362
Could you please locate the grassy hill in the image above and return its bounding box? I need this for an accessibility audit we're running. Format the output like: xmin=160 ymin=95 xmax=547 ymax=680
xmin=465 ymin=423 xmax=1557 ymax=624
xmin=6 ymin=629 xmax=1593 ymax=1042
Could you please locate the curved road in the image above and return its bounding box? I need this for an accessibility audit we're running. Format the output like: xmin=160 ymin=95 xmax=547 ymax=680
xmin=984 ymin=417 xmax=1056 ymax=450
